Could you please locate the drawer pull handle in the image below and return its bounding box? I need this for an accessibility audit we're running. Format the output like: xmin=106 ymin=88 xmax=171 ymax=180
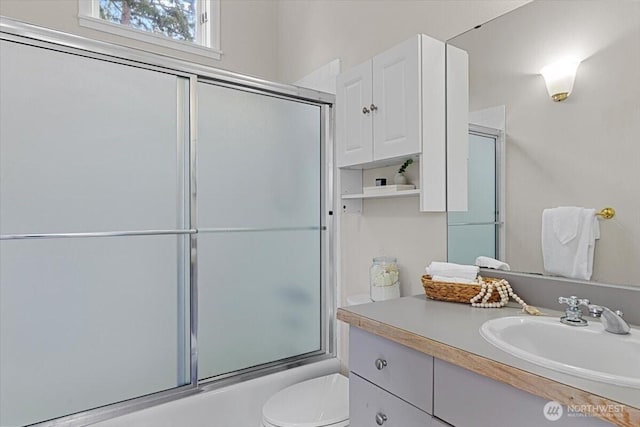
xmin=376 ymin=413 xmax=388 ymax=425
xmin=375 ymin=359 xmax=387 ymax=370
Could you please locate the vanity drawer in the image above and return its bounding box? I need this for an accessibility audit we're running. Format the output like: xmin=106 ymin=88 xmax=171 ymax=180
xmin=350 ymin=373 xmax=435 ymax=427
xmin=349 ymin=326 xmax=433 ymax=414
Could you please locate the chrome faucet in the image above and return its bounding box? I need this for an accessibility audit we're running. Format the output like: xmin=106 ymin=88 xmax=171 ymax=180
xmin=587 ymin=304 xmax=630 ymax=335
xmin=558 ymin=295 xmax=630 ymax=334
xmin=558 ymin=296 xmax=590 ymax=326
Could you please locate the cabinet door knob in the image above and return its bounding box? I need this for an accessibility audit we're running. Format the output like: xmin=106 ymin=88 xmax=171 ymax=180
xmin=362 ymin=106 xmax=371 ymax=114
xmin=376 ymin=413 xmax=388 ymax=425
xmin=370 ymin=103 xmax=378 ymax=112
xmin=375 ymin=358 xmax=387 ymax=370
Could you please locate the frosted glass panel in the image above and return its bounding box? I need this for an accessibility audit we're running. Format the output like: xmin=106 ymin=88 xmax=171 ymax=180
xmin=197 ymin=83 xmax=322 ymax=379
xmin=448 ymin=224 xmax=497 ymax=265
xmin=448 ymin=133 xmax=496 ymax=224
xmin=448 ymin=133 xmax=497 ymax=263
xmin=0 ymin=41 xmax=186 ymax=234
xmin=198 ymin=231 xmax=321 ymax=378
xmin=0 ymin=235 xmax=190 ymax=427
xmin=197 ymin=82 xmax=321 ymax=229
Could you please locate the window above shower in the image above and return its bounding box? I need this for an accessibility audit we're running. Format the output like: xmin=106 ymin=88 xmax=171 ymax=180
xmin=78 ymin=0 xmax=221 ymax=59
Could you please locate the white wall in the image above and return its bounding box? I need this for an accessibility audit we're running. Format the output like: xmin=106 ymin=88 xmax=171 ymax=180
xmin=0 ymin=0 xmax=279 ymax=81
xmin=276 ymin=0 xmax=528 ymax=84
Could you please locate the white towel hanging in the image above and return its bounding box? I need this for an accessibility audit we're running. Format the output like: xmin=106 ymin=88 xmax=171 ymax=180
xmin=542 ymin=207 xmax=599 ymax=280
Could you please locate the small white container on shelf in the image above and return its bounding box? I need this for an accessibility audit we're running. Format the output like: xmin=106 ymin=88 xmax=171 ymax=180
xmin=369 ymin=256 xmax=401 ymax=302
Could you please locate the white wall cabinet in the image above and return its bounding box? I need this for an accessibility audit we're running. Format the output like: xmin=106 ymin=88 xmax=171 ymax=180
xmin=335 ymin=60 xmax=374 ymax=166
xmin=336 ymin=36 xmax=422 ymax=167
xmin=336 ymin=34 xmax=467 ymax=212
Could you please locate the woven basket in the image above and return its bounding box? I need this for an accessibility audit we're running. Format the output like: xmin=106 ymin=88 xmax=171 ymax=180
xmin=421 ymin=275 xmax=502 ymax=304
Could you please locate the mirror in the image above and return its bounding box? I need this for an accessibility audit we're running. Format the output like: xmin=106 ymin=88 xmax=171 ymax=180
xmin=446 ymin=0 xmax=640 ymax=286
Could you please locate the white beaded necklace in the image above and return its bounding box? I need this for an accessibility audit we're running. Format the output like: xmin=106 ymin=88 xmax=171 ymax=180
xmin=470 ymin=277 xmax=541 ymax=315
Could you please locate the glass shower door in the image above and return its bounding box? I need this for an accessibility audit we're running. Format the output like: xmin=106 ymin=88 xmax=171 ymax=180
xmin=0 ymin=41 xmax=191 ymax=426
xmin=196 ymin=82 xmax=322 ymax=379
xmin=448 ymin=131 xmax=498 ymax=264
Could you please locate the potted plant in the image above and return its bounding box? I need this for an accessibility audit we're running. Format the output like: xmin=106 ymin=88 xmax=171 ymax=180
xmin=394 ymin=159 xmax=413 ymax=185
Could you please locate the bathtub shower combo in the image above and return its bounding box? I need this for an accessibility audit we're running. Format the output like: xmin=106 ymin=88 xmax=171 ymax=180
xmin=0 ymin=18 xmax=336 ymax=427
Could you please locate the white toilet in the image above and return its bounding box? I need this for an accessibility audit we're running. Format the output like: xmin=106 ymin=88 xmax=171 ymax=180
xmin=261 ymin=294 xmax=374 ymax=426
xmin=261 ymin=373 xmax=349 ymax=427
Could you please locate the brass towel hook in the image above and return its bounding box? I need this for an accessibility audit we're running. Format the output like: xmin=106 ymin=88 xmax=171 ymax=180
xmin=596 ymin=207 xmax=615 ymax=219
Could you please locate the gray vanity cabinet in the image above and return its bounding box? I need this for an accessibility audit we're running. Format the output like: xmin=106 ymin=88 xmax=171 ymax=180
xmin=349 ymin=326 xmax=612 ymax=427
xmin=350 ymin=374 xmax=434 ymax=426
xmin=349 ymin=327 xmax=433 ymax=412
xmin=349 ymin=327 xmax=444 ymax=426
xmin=433 ymin=359 xmax=611 ymax=427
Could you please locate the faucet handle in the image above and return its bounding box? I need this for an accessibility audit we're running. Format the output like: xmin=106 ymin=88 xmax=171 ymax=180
xmin=558 ymin=296 xmax=590 ymax=307
xmin=558 ymin=296 xmax=574 ymax=305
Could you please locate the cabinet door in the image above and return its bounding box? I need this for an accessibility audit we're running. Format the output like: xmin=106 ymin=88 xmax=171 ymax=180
xmin=419 ymin=34 xmax=446 ymax=212
xmin=372 ymin=35 xmax=421 ymax=161
xmin=446 ymin=44 xmax=469 ymax=212
xmin=336 ymin=60 xmax=373 ymax=167
xmin=434 ymin=359 xmax=611 ymax=427
xmin=350 ymin=373 xmax=435 ymax=427
xmin=350 ymin=327 xmax=433 ymax=414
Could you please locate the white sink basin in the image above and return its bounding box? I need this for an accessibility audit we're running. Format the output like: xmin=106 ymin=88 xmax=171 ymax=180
xmin=480 ymin=316 xmax=640 ymax=388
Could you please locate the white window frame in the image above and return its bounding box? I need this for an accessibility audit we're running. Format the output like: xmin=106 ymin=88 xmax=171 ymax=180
xmin=78 ymin=0 xmax=221 ymax=60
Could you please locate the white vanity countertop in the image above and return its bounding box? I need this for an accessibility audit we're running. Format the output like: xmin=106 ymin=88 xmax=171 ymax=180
xmin=337 ymin=295 xmax=639 ymax=427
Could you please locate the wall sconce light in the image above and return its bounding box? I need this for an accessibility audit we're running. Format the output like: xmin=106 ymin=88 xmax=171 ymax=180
xmin=540 ymin=60 xmax=581 ymax=102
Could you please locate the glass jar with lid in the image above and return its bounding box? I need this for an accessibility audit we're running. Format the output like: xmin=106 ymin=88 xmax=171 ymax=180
xmin=369 ymin=256 xmax=400 ymax=302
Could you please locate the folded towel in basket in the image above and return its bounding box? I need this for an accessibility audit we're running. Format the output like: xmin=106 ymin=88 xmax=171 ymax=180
xmin=425 ymin=261 xmax=479 ymax=282
xmin=429 ymin=275 xmax=478 ymax=284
